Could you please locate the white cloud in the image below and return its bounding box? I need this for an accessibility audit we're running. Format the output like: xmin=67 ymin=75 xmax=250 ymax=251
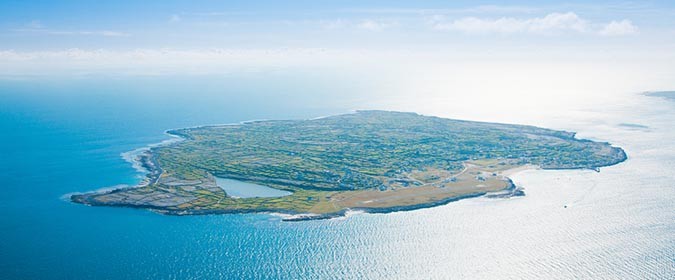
xmin=599 ymin=20 xmax=638 ymax=36
xmin=356 ymin=19 xmax=394 ymax=31
xmin=430 ymin=12 xmax=588 ymax=34
xmin=0 ymin=48 xmax=382 ymax=76
xmin=318 ymin=19 xmax=395 ymax=31
xmin=11 ymin=22 xmax=129 ymax=37
xmin=343 ymin=5 xmax=539 ymax=15
xmin=98 ymin=31 xmax=129 ymax=37
xmin=319 ymin=19 xmax=347 ymax=29
xmin=11 ymin=24 xmax=131 ymax=37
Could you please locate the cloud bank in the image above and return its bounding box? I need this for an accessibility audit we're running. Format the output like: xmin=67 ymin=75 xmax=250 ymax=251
xmin=429 ymin=12 xmax=637 ymax=36
xmin=356 ymin=19 xmax=395 ymax=31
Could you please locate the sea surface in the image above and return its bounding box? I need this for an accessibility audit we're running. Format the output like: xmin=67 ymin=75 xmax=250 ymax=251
xmin=0 ymin=75 xmax=673 ymax=279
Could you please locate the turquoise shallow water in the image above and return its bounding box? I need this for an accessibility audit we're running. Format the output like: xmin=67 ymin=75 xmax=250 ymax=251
xmin=0 ymin=76 xmax=673 ymax=279
xmin=0 ymin=75 xmax=353 ymax=279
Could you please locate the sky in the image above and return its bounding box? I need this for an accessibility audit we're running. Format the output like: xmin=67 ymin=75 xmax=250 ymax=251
xmin=1 ymin=1 xmax=674 ymax=64
xmin=1 ymin=0 xmax=674 ymax=113
xmin=2 ymin=0 xmax=674 ymax=48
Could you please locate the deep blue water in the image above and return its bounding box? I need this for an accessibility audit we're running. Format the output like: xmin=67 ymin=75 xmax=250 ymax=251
xmin=0 ymin=74 xmax=362 ymax=279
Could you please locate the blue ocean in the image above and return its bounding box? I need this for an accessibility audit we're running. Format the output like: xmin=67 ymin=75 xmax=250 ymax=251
xmin=1 ymin=75 xmax=673 ymax=279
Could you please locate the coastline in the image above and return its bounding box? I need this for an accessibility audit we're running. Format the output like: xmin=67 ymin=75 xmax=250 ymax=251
xmin=74 ymin=189 xmax=506 ymax=222
xmin=70 ymin=111 xmax=628 ymax=221
xmin=71 ymin=163 xmax=530 ymax=222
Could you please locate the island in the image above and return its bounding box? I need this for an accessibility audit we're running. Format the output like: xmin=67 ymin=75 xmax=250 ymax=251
xmin=71 ymin=111 xmax=626 ymax=221
xmin=646 ymin=91 xmax=675 ymax=101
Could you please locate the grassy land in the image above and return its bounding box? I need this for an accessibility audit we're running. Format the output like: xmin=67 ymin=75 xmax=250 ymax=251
xmin=71 ymin=111 xmax=626 ymax=217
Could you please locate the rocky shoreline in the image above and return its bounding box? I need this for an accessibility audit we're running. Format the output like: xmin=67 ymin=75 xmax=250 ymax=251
xmin=72 ymin=173 xmax=524 ymax=222
xmin=70 ymin=155 xmax=624 ymax=222
xmin=70 ymin=111 xmax=628 ymax=221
